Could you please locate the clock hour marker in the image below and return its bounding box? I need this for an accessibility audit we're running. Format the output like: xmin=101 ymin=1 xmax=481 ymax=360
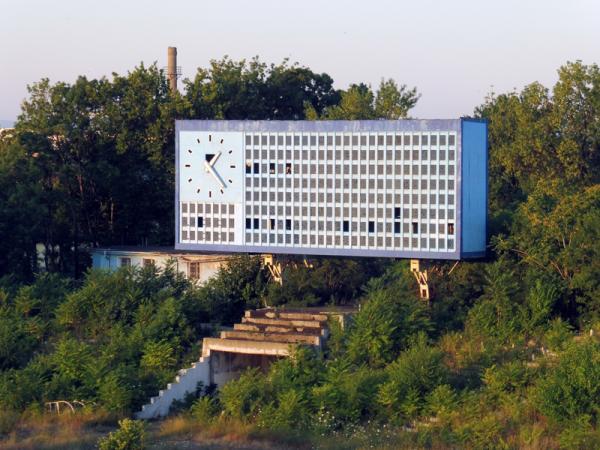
xmin=220 ymin=189 xmax=224 ymax=194
xmin=230 ymin=165 xmax=236 ymax=168
xmin=188 ymin=149 xmax=192 ymax=153
xmin=209 ymin=134 xmax=212 ymax=142
xmin=188 ymin=178 xmax=192 ymax=183
xmin=220 ymin=138 xmax=224 ymax=144
xmin=228 ymin=150 xmax=232 ymax=154
xmin=208 ymin=191 xmax=212 ymax=198
xmin=197 ymin=188 xmax=200 ymax=193
xmin=228 ymin=179 xmax=233 ymax=184
xmin=185 ymin=164 xmax=190 ymax=168
xmin=196 ymin=138 xmax=200 ymax=143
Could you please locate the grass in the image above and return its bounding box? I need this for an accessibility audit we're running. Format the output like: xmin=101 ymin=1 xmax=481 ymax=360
xmin=0 ymin=410 xmax=114 ymax=450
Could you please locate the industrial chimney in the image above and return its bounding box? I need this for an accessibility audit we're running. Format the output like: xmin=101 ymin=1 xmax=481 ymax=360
xmin=167 ymin=47 xmax=178 ymax=92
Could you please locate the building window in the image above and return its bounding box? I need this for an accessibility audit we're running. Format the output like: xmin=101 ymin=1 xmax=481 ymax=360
xmin=285 ymin=163 xmax=292 ymax=174
xmin=246 ymin=161 xmax=252 ymax=174
xmin=269 ymin=163 xmax=276 ymax=174
xmin=342 ymin=220 xmax=349 ymax=233
xmin=189 ymin=262 xmax=200 ymax=280
xmin=142 ymin=258 xmax=155 ymax=268
xmin=394 ymin=222 xmax=401 ymax=234
xmin=253 ymin=218 xmax=259 ymax=229
xmin=120 ymin=257 xmax=131 ymax=267
xmin=285 ymin=219 xmax=292 ymax=231
xmin=269 ymin=218 xmax=275 ymax=230
xmin=394 ymin=207 xmax=401 ymax=219
xmin=253 ymin=162 xmax=260 ymax=174
xmin=246 ymin=218 xmax=252 ymax=229
xmin=197 ymin=216 xmax=204 ymax=228
xmin=368 ymin=221 xmax=375 ymax=233
xmin=412 ymin=222 xmax=419 ymax=234
xmin=448 ymin=223 xmax=455 ymax=235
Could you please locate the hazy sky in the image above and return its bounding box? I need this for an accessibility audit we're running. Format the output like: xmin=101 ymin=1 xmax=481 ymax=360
xmin=1 ymin=0 xmax=598 ymax=122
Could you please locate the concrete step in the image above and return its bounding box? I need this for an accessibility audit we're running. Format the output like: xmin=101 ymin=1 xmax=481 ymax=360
xmin=220 ymin=330 xmax=321 ymax=346
xmin=136 ymin=355 xmax=212 ymax=420
xmin=234 ymin=322 xmax=324 ymax=335
xmin=242 ymin=316 xmax=324 ymax=329
xmin=246 ymin=309 xmax=328 ymax=322
xmin=202 ymin=337 xmax=295 ymax=358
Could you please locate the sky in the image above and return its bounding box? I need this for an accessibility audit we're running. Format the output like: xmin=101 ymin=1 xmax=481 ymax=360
xmin=0 ymin=0 xmax=598 ymax=123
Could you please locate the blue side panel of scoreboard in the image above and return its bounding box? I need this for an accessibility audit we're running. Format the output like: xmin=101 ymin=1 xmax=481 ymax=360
xmin=460 ymin=119 xmax=488 ymax=258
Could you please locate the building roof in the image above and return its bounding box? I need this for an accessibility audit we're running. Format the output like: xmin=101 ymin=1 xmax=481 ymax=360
xmin=91 ymin=245 xmax=234 ymax=258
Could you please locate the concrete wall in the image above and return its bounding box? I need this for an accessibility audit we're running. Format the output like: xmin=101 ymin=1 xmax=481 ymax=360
xmin=210 ymin=351 xmax=281 ymax=385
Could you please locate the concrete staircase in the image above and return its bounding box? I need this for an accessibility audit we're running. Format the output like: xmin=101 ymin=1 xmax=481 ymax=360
xmin=135 ymin=356 xmax=211 ymax=419
xmin=135 ymin=308 xmax=349 ymax=419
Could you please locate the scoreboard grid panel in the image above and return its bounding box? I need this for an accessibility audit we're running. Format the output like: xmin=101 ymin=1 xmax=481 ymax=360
xmin=178 ymin=126 xmax=459 ymax=256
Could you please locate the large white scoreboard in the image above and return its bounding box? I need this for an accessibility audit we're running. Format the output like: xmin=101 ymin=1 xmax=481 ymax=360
xmin=175 ymin=120 xmax=487 ymax=260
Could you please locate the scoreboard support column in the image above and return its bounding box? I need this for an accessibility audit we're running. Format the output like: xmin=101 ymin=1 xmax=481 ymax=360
xmin=410 ymin=259 xmax=430 ymax=301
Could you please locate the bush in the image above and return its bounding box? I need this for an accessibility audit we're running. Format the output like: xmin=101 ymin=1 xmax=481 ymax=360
xmin=425 ymin=384 xmax=458 ymax=417
xmin=558 ymin=416 xmax=600 ymax=450
xmin=347 ymin=288 xmax=431 ymax=368
xmin=257 ymin=389 xmax=310 ymax=430
xmin=533 ymin=339 xmax=600 ymax=424
xmin=98 ymin=418 xmax=145 ymax=450
xmin=377 ymin=334 xmax=448 ymax=421
xmin=313 ymin=363 xmax=386 ymax=425
xmin=543 ymin=318 xmax=573 ymax=351
xmin=190 ymin=396 xmax=220 ymax=424
xmin=219 ymin=368 xmax=270 ymax=420
xmin=483 ymin=361 xmax=533 ymax=395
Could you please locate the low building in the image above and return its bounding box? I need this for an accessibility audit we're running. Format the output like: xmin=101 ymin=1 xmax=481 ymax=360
xmin=90 ymin=246 xmax=232 ymax=284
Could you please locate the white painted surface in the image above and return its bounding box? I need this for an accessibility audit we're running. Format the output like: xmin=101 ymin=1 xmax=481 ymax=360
xmin=135 ymin=356 xmax=211 ymax=419
xmin=90 ymin=249 xmax=231 ymax=285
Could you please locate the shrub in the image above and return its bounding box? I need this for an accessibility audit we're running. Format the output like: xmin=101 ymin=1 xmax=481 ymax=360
xmin=190 ymin=396 xmax=220 ymax=424
xmin=533 ymin=339 xmax=600 ymax=424
xmin=98 ymin=418 xmax=145 ymax=450
xmin=542 ymin=318 xmax=573 ymax=351
xmin=465 ymin=259 xmax=524 ymax=343
xmin=558 ymin=416 xmax=600 ymax=450
xmin=257 ymin=389 xmax=310 ymax=430
xmin=347 ymin=289 xmax=431 ymax=368
xmin=219 ymin=368 xmax=270 ymax=420
xmin=425 ymin=384 xmax=458 ymax=417
xmin=313 ymin=363 xmax=386 ymax=425
xmin=483 ymin=361 xmax=533 ymax=395
xmin=377 ymin=334 xmax=448 ymax=421
xmin=97 ymin=366 xmax=137 ymax=413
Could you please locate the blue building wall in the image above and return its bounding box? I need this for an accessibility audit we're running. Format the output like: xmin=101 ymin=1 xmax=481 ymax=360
xmin=460 ymin=119 xmax=488 ymax=257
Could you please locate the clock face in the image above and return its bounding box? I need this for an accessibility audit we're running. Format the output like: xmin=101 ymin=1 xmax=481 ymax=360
xmin=179 ymin=131 xmax=244 ymax=203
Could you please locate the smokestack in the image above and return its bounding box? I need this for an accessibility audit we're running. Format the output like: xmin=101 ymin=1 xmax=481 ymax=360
xmin=167 ymin=47 xmax=178 ymax=92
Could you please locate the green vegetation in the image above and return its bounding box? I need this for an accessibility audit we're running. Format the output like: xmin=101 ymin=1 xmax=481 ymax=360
xmin=1 ymin=59 xmax=600 ymax=449
xmin=98 ymin=419 xmax=145 ymax=450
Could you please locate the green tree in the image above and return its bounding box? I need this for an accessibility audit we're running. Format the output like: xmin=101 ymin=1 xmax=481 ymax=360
xmin=13 ymin=64 xmax=189 ymax=277
xmin=316 ymin=79 xmax=418 ymax=120
xmin=184 ymin=57 xmax=339 ymax=120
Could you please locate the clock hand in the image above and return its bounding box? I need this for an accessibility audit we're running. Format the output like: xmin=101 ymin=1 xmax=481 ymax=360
xmin=208 ymin=151 xmax=221 ymax=167
xmin=204 ymin=161 xmax=226 ymax=189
